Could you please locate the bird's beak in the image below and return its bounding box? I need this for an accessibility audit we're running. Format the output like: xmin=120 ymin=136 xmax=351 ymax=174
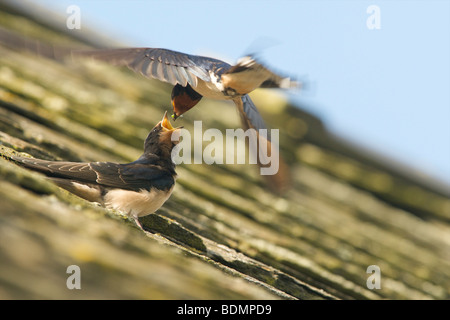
xmin=161 ymin=111 xmax=182 ymax=131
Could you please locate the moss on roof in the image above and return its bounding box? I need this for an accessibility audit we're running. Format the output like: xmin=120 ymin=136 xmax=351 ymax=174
xmin=0 ymin=3 xmax=449 ymax=299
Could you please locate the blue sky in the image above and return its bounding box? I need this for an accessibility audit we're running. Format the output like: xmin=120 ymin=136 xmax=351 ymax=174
xmin=28 ymin=0 xmax=450 ymax=186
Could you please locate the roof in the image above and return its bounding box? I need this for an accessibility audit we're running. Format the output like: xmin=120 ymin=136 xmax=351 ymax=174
xmin=0 ymin=2 xmax=449 ymax=299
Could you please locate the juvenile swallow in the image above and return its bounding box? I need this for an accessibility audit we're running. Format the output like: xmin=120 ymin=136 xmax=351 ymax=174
xmin=12 ymin=112 xmax=181 ymax=226
xmin=77 ymin=48 xmax=299 ymax=192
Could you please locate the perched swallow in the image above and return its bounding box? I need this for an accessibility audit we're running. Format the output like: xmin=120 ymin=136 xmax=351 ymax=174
xmin=12 ymin=112 xmax=181 ymax=225
xmin=76 ymin=48 xmax=299 ymax=192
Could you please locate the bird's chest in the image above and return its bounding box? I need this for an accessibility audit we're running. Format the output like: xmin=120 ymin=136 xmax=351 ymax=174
xmin=104 ymin=186 xmax=174 ymax=218
xmin=194 ymin=72 xmax=239 ymax=100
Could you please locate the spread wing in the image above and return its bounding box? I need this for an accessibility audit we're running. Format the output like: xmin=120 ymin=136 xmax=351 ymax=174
xmin=232 ymin=97 xmax=291 ymax=193
xmin=12 ymin=157 xmax=174 ymax=191
xmin=74 ymin=47 xmax=228 ymax=88
xmin=240 ymin=94 xmax=268 ymax=133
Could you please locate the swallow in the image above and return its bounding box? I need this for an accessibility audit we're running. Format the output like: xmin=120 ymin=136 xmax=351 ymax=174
xmin=76 ymin=48 xmax=300 ymax=192
xmin=11 ymin=112 xmax=181 ymax=226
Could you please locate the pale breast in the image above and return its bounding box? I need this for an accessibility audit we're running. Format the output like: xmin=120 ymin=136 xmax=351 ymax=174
xmin=193 ymin=74 xmax=230 ymax=100
xmin=104 ymin=186 xmax=174 ymax=219
xmin=221 ymin=67 xmax=271 ymax=95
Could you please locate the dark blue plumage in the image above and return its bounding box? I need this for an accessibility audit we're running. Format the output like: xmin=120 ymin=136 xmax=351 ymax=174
xmin=12 ymin=112 xmax=181 ymax=220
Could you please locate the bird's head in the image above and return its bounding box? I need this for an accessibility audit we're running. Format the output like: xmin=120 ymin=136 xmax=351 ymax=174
xmin=171 ymin=84 xmax=203 ymax=120
xmin=144 ymin=111 xmax=183 ymax=157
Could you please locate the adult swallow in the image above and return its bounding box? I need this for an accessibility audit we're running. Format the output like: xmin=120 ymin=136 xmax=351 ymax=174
xmin=12 ymin=112 xmax=181 ymax=225
xmin=76 ymin=48 xmax=300 ymax=192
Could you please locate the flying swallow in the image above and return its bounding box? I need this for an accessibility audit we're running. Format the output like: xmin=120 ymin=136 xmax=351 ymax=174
xmin=76 ymin=48 xmax=299 ymax=192
xmin=12 ymin=112 xmax=181 ymax=226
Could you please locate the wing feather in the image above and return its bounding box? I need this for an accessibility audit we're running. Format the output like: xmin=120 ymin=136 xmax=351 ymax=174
xmin=139 ymin=58 xmax=152 ymax=77
xmin=178 ymin=66 xmax=196 ymax=87
xmin=90 ymin=162 xmax=174 ymax=191
xmin=75 ymin=47 xmax=216 ymax=87
xmin=165 ymin=65 xmax=178 ymax=85
xmin=12 ymin=157 xmax=98 ymax=183
xmin=12 ymin=157 xmax=174 ymax=191
xmin=171 ymin=66 xmax=187 ymax=87
xmin=239 ymin=95 xmax=268 ymax=132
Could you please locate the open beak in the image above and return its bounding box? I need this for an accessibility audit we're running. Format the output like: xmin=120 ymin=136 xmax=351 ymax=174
xmin=161 ymin=111 xmax=183 ymax=131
